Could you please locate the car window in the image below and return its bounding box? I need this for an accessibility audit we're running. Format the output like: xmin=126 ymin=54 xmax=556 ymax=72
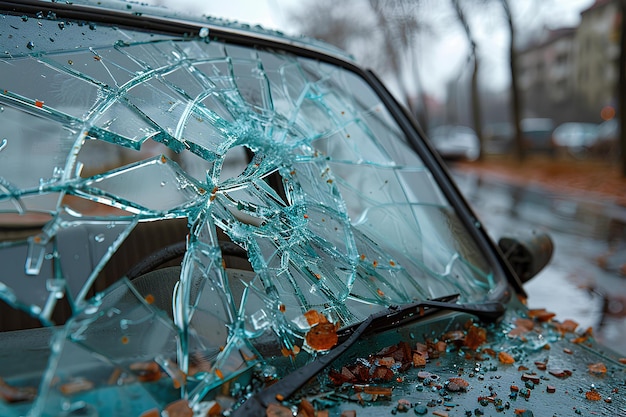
xmin=0 ymin=6 xmax=504 ymax=415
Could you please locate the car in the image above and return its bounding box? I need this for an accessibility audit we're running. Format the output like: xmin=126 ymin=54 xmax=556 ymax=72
xmin=552 ymin=122 xmax=599 ymax=159
xmin=520 ymin=118 xmax=556 ymax=155
xmin=428 ymin=125 xmax=480 ymax=161
xmin=0 ymin=1 xmax=624 ymax=416
xmin=483 ymin=122 xmax=514 ymax=154
xmin=590 ymin=118 xmax=620 ymax=160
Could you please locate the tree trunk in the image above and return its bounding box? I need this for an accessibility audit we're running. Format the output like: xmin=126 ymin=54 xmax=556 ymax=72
xmin=471 ymin=47 xmax=484 ymax=160
xmin=617 ymin=0 xmax=626 ymax=177
xmin=502 ymin=0 xmax=524 ymax=161
xmin=451 ymin=0 xmax=484 ymax=160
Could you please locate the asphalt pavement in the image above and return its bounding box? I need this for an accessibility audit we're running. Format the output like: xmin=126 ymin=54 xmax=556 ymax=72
xmin=451 ymin=159 xmax=626 ymax=356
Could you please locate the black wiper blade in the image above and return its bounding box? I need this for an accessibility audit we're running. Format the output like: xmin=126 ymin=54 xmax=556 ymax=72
xmin=336 ymin=294 xmax=504 ymax=342
xmin=231 ymin=295 xmax=505 ymax=417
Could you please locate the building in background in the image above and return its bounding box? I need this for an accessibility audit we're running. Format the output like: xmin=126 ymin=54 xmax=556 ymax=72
xmin=515 ymin=0 xmax=620 ymax=124
xmin=518 ymin=27 xmax=578 ymax=123
xmin=575 ymin=0 xmax=620 ymax=121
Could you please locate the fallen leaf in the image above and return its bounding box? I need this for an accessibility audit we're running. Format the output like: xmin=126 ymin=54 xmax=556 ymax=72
xmin=515 ymin=318 xmax=535 ymax=330
xmin=464 ymin=325 xmax=487 ymax=350
xmin=548 ymin=368 xmax=572 ymax=378
xmin=363 ymin=386 xmax=393 ymax=396
xmin=588 ymin=362 xmax=607 ymax=374
xmin=413 ymin=352 xmax=427 ymax=367
xmin=555 ymin=319 xmax=578 ymax=334
xmin=446 ymin=377 xmax=469 ymax=392
xmin=585 ymin=390 xmax=602 ymax=401
xmin=527 ymin=308 xmax=556 ymax=322
xmin=303 ymin=310 xmax=322 ymax=326
xmin=164 ymin=399 xmax=193 ymax=417
xmin=498 ymin=351 xmax=515 ymax=364
xmin=305 ymin=321 xmax=338 ymax=351
xmin=298 ymin=399 xmax=315 ymax=417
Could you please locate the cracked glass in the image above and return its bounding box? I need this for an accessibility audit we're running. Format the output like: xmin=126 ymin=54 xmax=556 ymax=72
xmin=0 ymin=5 xmax=502 ymax=416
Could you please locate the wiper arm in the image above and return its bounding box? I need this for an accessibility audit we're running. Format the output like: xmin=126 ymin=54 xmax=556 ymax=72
xmin=338 ymin=297 xmax=505 ymax=340
xmin=232 ymin=294 xmax=505 ymax=417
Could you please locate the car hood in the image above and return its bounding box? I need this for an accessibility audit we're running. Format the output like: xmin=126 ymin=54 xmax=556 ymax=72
xmin=284 ymin=303 xmax=626 ymax=417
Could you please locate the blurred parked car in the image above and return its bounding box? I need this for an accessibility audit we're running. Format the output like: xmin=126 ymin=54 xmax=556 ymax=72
xmin=552 ymin=122 xmax=599 ymax=159
xmin=521 ymin=118 xmax=556 ymax=155
xmin=483 ymin=122 xmax=514 ymax=154
xmin=0 ymin=1 xmax=624 ymax=417
xmin=428 ymin=125 xmax=480 ymax=161
xmin=591 ymin=119 xmax=620 ymax=160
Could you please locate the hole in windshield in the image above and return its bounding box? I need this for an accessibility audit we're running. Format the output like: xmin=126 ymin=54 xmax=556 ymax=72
xmin=220 ymin=145 xmax=252 ymax=182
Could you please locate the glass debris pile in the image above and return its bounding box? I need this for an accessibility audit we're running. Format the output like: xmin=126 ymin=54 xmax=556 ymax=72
xmin=0 ymin=7 xmax=499 ymax=415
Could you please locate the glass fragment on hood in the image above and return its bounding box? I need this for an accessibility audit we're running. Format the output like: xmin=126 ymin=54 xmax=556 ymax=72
xmin=0 ymin=10 xmax=498 ymax=415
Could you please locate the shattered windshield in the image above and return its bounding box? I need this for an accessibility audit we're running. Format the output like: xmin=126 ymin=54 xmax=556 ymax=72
xmin=0 ymin=4 xmax=503 ymax=415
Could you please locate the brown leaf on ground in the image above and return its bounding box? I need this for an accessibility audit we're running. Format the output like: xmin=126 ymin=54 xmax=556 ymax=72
xmin=413 ymin=352 xmax=427 ymax=367
xmin=586 ymin=390 xmax=602 ymax=401
xmin=588 ymin=362 xmax=607 ymax=374
xmin=446 ymin=377 xmax=469 ymax=392
xmin=164 ymin=399 xmax=193 ymax=417
xmin=305 ymin=321 xmax=338 ymax=352
xmin=297 ymin=400 xmax=315 ymax=417
xmin=498 ymin=351 xmax=515 ymax=364
xmin=554 ymin=319 xmax=579 ymax=334
xmin=527 ymin=308 xmax=556 ymax=322
xmin=464 ymin=325 xmax=487 ymax=350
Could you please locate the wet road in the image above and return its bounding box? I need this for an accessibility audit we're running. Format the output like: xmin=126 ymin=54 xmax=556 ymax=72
xmin=453 ymin=168 xmax=626 ymax=356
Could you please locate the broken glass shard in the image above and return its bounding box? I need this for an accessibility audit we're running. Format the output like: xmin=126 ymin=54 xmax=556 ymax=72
xmin=80 ymin=155 xmax=206 ymax=213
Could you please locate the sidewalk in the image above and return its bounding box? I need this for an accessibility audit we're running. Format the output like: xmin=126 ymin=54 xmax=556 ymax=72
xmin=454 ymin=155 xmax=626 ymax=207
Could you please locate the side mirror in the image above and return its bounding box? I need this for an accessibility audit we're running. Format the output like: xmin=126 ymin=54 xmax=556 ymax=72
xmin=498 ymin=231 xmax=554 ymax=283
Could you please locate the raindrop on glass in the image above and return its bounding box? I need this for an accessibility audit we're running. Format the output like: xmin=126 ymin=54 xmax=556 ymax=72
xmin=94 ymin=233 xmax=105 ymax=243
xmin=0 ymin=138 xmax=7 ymax=152
xmin=26 ymin=41 xmax=35 ymax=50
xmin=199 ymin=27 xmax=209 ymax=38
xmin=84 ymin=305 xmax=98 ymax=315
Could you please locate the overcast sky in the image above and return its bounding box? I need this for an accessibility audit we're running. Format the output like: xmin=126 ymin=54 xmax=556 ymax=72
xmin=143 ymin=0 xmax=595 ymax=100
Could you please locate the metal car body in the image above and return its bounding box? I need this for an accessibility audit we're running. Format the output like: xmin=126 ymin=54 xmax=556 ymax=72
xmin=0 ymin=1 xmax=624 ymax=416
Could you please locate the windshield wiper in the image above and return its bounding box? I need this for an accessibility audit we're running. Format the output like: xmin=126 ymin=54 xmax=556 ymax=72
xmin=232 ymin=294 xmax=505 ymax=417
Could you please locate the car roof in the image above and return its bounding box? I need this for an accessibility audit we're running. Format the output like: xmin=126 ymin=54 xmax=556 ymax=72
xmin=4 ymin=0 xmax=355 ymax=64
